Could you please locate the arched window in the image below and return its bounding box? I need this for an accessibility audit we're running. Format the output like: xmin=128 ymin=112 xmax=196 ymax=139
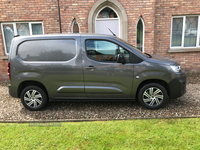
xmin=71 ymin=19 xmax=80 ymax=33
xmin=136 ymin=18 xmax=145 ymax=52
xmin=95 ymin=7 xmax=120 ymax=37
xmin=97 ymin=7 xmax=118 ymax=18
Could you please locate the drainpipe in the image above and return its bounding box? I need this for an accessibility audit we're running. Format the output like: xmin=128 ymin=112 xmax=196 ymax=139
xmin=57 ymin=0 xmax=62 ymax=33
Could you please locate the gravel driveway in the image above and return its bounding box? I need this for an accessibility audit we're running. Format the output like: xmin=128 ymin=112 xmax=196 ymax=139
xmin=0 ymin=73 xmax=200 ymax=122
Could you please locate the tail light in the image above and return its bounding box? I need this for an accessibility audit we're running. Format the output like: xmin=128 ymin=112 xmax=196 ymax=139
xmin=7 ymin=62 xmax=11 ymax=80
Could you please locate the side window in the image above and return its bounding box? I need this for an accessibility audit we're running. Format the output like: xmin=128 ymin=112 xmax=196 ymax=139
xmin=86 ymin=40 xmax=130 ymax=63
xmin=119 ymin=47 xmax=130 ymax=63
xmin=18 ymin=39 xmax=76 ymax=61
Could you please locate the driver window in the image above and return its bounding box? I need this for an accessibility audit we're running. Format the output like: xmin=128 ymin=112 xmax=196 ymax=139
xmin=86 ymin=40 xmax=130 ymax=63
xmin=119 ymin=47 xmax=130 ymax=63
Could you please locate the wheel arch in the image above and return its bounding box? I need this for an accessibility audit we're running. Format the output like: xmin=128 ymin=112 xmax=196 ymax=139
xmin=136 ymin=79 xmax=170 ymax=100
xmin=17 ymin=81 xmax=48 ymax=99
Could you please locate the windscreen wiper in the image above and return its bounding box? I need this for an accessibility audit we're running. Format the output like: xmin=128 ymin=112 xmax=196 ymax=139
xmin=144 ymin=53 xmax=152 ymax=58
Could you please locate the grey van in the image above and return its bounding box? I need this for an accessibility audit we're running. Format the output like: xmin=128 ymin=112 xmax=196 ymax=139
xmin=8 ymin=34 xmax=186 ymax=110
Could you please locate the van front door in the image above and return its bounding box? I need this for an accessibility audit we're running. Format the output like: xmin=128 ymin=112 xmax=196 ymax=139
xmin=82 ymin=38 xmax=134 ymax=99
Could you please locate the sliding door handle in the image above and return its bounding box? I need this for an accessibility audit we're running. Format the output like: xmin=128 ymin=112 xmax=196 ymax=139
xmin=86 ymin=66 xmax=96 ymax=70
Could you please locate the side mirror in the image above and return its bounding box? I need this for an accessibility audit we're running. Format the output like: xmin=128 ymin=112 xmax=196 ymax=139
xmin=117 ymin=53 xmax=126 ymax=64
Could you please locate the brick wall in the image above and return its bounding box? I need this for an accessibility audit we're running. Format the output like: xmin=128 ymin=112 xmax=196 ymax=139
xmin=60 ymin=0 xmax=156 ymax=54
xmin=0 ymin=0 xmax=61 ymax=79
xmin=0 ymin=0 xmax=199 ymax=80
xmin=155 ymin=0 xmax=200 ymax=71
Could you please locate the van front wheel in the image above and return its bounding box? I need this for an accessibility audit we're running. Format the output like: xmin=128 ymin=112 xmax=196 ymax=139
xmin=138 ymin=83 xmax=168 ymax=109
xmin=20 ymin=86 xmax=48 ymax=111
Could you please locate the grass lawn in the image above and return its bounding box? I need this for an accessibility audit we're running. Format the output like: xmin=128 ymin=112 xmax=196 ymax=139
xmin=0 ymin=118 xmax=200 ymax=150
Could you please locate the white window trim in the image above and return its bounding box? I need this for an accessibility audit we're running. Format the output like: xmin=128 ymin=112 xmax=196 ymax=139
xmin=96 ymin=18 xmax=119 ymax=21
xmin=95 ymin=6 xmax=120 ymax=38
xmin=71 ymin=19 xmax=80 ymax=33
xmin=96 ymin=6 xmax=119 ymax=20
xmin=136 ymin=17 xmax=145 ymax=52
xmin=197 ymin=16 xmax=200 ymax=47
xmin=170 ymin=15 xmax=200 ymax=49
xmin=1 ymin=21 xmax=44 ymax=55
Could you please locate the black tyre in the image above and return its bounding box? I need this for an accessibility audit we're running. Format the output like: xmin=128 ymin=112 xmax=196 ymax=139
xmin=20 ymin=86 xmax=48 ymax=111
xmin=138 ymin=83 xmax=168 ymax=109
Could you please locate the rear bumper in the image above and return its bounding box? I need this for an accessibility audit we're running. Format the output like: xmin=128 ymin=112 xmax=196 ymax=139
xmin=8 ymin=84 xmax=18 ymax=98
xmin=168 ymin=72 xmax=186 ymax=99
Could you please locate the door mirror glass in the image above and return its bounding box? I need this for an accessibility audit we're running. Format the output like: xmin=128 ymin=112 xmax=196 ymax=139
xmin=117 ymin=53 xmax=126 ymax=64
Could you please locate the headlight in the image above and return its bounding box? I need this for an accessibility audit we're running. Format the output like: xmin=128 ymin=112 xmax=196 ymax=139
xmin=170 ymin=65 xmax=181 ymax=73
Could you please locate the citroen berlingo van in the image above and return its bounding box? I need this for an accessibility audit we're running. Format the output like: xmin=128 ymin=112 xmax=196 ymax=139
xmin=8 ymin=34 xmax=186 ymax=110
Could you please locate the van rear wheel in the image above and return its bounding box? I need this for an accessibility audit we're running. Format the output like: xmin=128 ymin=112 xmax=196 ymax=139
xmin=20 ymin=86 xmax=48 ymax=111
xmin=138 ymin=83 xmax=168 ymax=109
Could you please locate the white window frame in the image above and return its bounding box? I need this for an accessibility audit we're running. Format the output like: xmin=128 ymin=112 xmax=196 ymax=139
xmin=71 ymin=19 xmax=80 ymax=33
xmin=170 ymin=15 xmax=200 ymax=49
xmin=136 ymin=17 xmax=145 ymax=52
xmin=1 ymin=22 xmax=44 ymax=55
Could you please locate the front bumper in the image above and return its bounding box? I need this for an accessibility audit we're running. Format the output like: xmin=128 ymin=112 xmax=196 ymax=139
xmin=168 ymin=72 xmax=186 ymax=99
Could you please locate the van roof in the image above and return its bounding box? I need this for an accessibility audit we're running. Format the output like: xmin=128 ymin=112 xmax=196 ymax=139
xmin=13 ymin=33 xmax=116 ymax=40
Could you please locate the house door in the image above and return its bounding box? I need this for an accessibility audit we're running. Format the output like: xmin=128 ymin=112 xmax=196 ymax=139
xmin=95 ymin=7 xmax=120 ymax=37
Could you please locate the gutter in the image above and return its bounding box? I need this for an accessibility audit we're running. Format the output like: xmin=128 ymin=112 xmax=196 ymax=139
xmin=57 ymin=0 xmax=62 ymax=33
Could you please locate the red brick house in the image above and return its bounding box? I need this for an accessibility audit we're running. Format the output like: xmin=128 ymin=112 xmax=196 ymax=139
xmin=0 ymin=0 xmax=200 ymax=80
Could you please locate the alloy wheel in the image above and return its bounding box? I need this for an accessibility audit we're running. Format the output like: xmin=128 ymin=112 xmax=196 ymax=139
xmin=24 ymin=89 xmax=43 ymax=108
xmin=142 ymin=87 xmax=164 ymax=107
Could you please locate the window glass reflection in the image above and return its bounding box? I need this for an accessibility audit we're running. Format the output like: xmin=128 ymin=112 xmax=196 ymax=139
xmin=18 ymin=40 xmax=76 ymax=61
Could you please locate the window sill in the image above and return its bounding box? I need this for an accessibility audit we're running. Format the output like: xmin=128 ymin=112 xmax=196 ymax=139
xmin=0 ymin=56 xmax=8 ymax=60
xmin=168 ymin=48 xmax=200 ymax=53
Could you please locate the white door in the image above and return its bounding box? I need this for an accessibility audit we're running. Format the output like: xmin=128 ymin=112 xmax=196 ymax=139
xmin=96 ymin=19 xmax=119 ymax=37
xmin=95 ymin=7 xmax=120 ymax=37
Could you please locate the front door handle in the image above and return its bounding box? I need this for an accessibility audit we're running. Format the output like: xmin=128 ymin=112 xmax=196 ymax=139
xmin=86 ymin=66 xmax=96 ymax=71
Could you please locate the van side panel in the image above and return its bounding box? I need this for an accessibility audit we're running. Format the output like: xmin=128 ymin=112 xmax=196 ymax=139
xmin=10 ymin=35 xmax=86 ymax=99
